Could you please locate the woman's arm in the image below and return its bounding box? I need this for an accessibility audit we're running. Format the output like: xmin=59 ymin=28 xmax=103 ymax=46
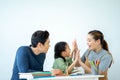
xmin=98 ymin=54 xmax=112 ymax=75
xmin=78 ymin=59 xmax=91 ymax=73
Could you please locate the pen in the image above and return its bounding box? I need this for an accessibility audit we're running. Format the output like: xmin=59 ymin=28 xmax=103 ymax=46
xmin=90 ymin=60 xmax=97 ymax=71
xmin=96 ymin=60 xmax=100 ymax=67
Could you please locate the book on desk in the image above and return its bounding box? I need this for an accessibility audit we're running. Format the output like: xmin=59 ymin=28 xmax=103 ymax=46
xmin=19 ymin=71 xmax=52 ymax=79
xmin=19 ymin=70 xmax=104 ymax=80
xmin=19 ymin=69 xmax=83 ymax=79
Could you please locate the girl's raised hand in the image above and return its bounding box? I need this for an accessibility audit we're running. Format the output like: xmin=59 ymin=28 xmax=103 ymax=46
xmin=75 ymin=49 xmax=80 ymax=62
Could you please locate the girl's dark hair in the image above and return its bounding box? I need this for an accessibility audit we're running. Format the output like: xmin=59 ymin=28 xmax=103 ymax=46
xmin=31 ymin=30 xmax=49 ymax=47
xmin=54 ymin=41 xmax=67 ymax=62
xmin=88 ymin=30 xmax=114 ymax=65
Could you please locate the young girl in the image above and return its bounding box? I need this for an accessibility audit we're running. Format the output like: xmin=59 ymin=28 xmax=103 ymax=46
xmin=52 ymin=41 xmax=79 ymax=75
xmin=78 ymin=30 xmax=113 ymax=80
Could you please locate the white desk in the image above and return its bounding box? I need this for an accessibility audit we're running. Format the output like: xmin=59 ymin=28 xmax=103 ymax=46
xmin=20 ymin=74 xmax=104 ymax=80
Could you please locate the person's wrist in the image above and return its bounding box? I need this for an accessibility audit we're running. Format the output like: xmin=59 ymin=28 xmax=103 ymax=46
xmin=79 ymin=59 xmax=82 ymax=64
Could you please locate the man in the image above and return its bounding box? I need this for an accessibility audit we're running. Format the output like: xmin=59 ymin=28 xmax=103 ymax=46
xmin=11 ymin=30 xmax=50 ymax=80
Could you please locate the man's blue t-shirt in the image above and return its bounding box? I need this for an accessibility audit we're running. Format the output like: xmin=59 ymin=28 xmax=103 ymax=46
xmin=11 ymin=46 xmax=46 ymax=80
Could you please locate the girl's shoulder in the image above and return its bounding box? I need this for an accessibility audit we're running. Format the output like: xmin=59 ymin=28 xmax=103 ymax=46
xmin=53 ymin=58 xmax=65 ymax=66
xmin=55 ymin=58 xmax=64 ymax=62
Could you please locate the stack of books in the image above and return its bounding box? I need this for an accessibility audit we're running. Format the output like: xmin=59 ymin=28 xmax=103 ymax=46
xmin=19 ymin=71 xmax=52 ymax=79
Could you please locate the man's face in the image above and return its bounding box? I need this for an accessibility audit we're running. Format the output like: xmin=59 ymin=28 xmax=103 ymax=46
xmin=40 ymin=38 xmax=50 ymax=53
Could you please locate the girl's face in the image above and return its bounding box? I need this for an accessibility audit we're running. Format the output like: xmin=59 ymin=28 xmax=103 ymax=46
xmin=87 ymin=34 xmax=99 ymax=50
xmin=64 ymin=44 xmax=71 ymax=57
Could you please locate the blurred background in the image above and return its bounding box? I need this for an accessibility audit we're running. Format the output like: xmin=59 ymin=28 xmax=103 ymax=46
xmin=0 ymin=0 xmax=120 ymax=80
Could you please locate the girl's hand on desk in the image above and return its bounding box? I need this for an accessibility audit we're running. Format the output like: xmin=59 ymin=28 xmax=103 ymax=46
xmin=51 ymin=69 xmax=64 ymax=76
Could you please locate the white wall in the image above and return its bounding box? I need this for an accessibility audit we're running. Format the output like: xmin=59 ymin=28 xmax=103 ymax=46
xmin=0 ymin=0 xmax=120 ymax=80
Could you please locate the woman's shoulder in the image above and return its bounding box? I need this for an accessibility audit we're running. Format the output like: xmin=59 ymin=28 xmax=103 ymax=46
xmin=100 ymin=49 xmax=112 ymax=59
xmin=84 ymin=49 xmax=91 ymax=57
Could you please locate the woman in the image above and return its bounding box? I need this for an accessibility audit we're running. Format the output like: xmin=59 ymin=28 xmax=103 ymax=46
xmin=79 ymin=30 xmax=113 ymax=80
xmin=52 ymin=41 xmax=79 ymax=75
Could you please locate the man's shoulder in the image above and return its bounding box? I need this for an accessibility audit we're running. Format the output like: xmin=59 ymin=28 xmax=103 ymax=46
xmin=17 ymin=46 xmax=30 ymax=51
xmin=19 ymin=46 xmax=29 ymax=49
xmin=16 ymin=46 xmax=31 ymax=55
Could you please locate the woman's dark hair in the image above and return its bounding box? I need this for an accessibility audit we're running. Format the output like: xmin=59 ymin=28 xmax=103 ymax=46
xmin=54 ymin=41 xmax=67 ymax=62
xmin=88 ymin=30 xmax=109 ymax=51
xmin=31 ymin=30 xmax=49 ymax=47
xmin=88 ymin=30 xmax=114 ymax=65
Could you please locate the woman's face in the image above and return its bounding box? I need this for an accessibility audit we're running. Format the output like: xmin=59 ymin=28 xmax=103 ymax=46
xmin=87 ymin=34 xmax=98 ymax=50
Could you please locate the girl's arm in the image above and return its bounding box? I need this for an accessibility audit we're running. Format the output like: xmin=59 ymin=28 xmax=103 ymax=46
xmin=67 ymin=50 xmax=80 ymax=74
xmin=70 ymin=39 xmax=78 ymax=58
